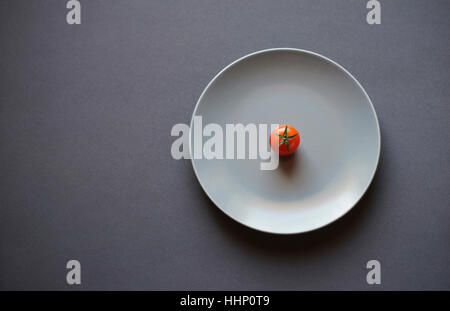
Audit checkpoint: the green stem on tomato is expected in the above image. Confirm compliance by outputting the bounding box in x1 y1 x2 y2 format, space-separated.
277 126 298 152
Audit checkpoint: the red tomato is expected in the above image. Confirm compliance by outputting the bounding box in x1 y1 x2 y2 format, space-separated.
269 125 300 156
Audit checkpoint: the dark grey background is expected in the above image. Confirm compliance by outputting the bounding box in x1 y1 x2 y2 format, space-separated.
0 0 449 290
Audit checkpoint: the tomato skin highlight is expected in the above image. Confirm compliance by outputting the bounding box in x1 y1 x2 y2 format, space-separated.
269 125 300 156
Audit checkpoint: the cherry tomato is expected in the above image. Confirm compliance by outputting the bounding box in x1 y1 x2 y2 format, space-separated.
269 125 300 156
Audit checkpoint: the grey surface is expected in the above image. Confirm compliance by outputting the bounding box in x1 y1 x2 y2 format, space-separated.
0 0 448 290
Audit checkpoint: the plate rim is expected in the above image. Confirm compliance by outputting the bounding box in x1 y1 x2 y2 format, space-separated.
189 47 381 235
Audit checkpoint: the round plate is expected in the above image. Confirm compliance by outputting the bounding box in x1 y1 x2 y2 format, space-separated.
190 48 380 234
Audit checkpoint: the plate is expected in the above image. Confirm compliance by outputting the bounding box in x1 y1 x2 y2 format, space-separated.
190 48 380 234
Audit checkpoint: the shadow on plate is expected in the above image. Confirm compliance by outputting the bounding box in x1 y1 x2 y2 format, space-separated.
278 152 298 178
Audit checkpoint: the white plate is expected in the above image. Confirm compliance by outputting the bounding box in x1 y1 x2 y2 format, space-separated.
190 48 380 234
